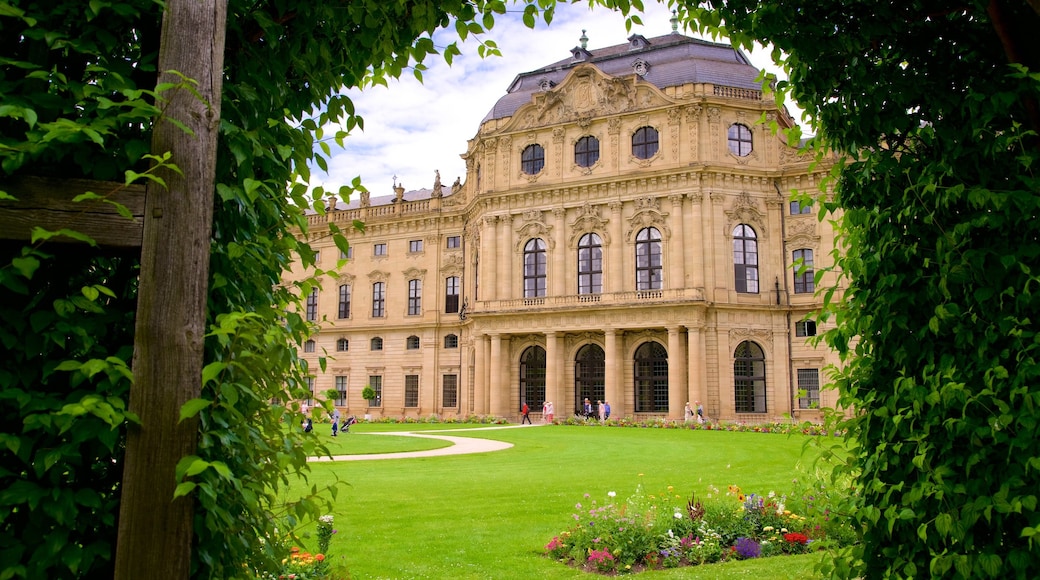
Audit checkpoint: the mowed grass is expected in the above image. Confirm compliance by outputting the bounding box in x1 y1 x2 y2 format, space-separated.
290 424 833 579
303 422 509 455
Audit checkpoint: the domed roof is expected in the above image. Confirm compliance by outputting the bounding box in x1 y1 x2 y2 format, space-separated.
482 33 763 123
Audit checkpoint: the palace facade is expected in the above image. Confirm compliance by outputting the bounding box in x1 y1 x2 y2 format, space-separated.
288 31 840 423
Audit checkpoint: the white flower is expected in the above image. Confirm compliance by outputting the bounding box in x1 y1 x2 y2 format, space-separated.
768 491 776 498
667 529 674 538
607 491 616 498
674 512 683 519
319 515 334 524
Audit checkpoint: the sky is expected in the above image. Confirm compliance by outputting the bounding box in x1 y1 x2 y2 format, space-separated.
313 2 789 202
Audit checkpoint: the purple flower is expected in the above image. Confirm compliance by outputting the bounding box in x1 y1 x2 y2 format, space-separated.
734 537 761 559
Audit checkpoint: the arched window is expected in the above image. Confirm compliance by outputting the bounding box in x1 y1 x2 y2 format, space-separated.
574 344 605 416
407 279 422 315
370 337 383 351
635 227 663 291
575 136 600 167
734 341 766 413
733 224 759 293
577 233 603 294
372 281 386 317
444 334 458 348
445 276 460 313
523 238 547 298
406 335 420 350
632 126 659 159
634 342 668 412
336 338 349 352
521 143 545 175
793 249 814 294
520 346 547 412
727 123 753 156
303 340 315 353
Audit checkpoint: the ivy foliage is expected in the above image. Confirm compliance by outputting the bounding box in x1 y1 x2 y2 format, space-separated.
0 0 652 578
685 0 1040 577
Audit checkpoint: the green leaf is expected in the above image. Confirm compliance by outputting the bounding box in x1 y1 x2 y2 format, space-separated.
179 398 211 421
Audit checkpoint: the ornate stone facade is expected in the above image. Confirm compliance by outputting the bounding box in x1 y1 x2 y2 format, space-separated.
286 33 840 423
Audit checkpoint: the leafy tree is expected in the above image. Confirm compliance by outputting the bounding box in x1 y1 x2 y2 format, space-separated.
684 0 1040 577
2 0 640 578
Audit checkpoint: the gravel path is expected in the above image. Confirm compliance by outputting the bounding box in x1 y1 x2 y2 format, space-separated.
308 423 540 462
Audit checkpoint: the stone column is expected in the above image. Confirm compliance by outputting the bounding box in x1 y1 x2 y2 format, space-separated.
668 194 685 290
687 324 704 412
473 334 487 415
668 326 686 420
497 216 511 300
604 329 620 416
608 201 624 293
483 216 497 301
545 331 560 416
489 333 505 417
552 207 566 296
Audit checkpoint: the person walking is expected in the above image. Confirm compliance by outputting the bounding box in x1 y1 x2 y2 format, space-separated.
597 400 605 421
684 402 694 422
547 401 554 423
603 401 611 420
331 408 341 436
521 402 532 424
695 401 705 424
542 401 549 422
583 398 592 420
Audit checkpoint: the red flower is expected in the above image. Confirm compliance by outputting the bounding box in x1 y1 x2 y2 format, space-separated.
783 532 809 544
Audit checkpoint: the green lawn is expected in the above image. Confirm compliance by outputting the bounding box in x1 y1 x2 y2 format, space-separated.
289 424 836 579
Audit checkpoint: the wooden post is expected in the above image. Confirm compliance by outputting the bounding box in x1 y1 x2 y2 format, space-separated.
114 0 227 578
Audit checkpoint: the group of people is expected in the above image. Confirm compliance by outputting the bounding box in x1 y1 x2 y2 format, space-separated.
684 401 706 424
579 398 611 421
300 408 357 436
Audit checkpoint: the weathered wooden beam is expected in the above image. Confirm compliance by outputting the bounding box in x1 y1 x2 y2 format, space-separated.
0 177 145 248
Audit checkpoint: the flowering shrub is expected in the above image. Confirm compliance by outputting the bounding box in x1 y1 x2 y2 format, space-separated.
545 481 853 575
258 515 343 579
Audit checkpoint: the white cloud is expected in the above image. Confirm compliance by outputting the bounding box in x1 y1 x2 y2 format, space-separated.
312 2 789 200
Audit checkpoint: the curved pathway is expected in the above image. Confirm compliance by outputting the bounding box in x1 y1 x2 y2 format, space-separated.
308 423 538 462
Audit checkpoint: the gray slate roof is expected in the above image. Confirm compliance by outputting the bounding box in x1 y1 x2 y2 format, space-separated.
483 33 762 122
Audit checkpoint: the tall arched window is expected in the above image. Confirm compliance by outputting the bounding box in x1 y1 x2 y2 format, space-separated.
635 227 663 291
632 126 659 159
520 346 547 412
575 136 600 167
727 123 753 156
734 341 766 413
733 224 759 293
577 233 603 294
523 238 547 298
793 249 814 294
574 344 605 415
521 143 545 175
634 341 668 412
371 281 386 317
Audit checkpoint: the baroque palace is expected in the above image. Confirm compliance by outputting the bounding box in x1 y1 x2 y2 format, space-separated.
287 29 840 423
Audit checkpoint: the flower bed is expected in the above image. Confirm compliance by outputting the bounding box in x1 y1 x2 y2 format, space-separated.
544 481 855 575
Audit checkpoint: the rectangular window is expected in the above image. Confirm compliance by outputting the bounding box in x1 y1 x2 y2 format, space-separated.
409 239 423 253
404 375 419 408
369 376 383 407
445 276 460 314
338 284 351 319
790 200 812 215
793 249 815 294
797 368 820 409
795 320 817 337
442 374 458 408
335 376 347 406
446 236 461 249
336 338 349 352
373 243 387 256
407 279 422 315
306 288 318 321
303 340 315 353
372 282 385 317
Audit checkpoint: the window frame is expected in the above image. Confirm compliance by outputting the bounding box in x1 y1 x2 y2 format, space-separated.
444 334 459 349
523 238 547 298
632 126 660 159
574 135 600 168
406 335 420 350
368 375 383 407
577 232 603 294
336 338 349 352
370 337 383 351
442 374 459 408
793 249 815 294
734 341 767 413
521 143 545 175
337 283 351 319
733 224 759 294
795 320 817 337
372 281 385 317
335 375 347 406
727 123 753 157
407 279 422 316
373 242 387 257
404 375 419 408
635 227 663 291
446 235 461 249
797 368 821 409
305 288 318 321
409 239 423 253
303 339 315 353
445 276 460 314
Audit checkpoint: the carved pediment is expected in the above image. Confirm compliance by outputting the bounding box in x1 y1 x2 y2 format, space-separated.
725 191 767 238
401 267 426 280
512 64 671 130
368 270 389 283
569 203 610 248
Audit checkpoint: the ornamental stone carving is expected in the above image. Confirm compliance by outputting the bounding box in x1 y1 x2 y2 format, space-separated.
401 267 426 281
725 191 768 238
368 270 389 283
